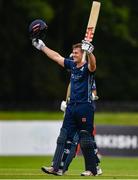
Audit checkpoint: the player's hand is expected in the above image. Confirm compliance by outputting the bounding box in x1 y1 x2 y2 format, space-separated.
92 93 99 101
60 100 67 112
32 38 46 50
81 40 94 54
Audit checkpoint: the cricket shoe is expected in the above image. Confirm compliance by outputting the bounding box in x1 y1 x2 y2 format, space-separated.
41 166 63 176
97 166 103 175
56 169 63 176
81 170 97 176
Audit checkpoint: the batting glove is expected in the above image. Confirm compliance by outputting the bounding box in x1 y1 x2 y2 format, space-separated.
60 100 67 112
32 38 46 50
81 40 94 54
92 93 99 101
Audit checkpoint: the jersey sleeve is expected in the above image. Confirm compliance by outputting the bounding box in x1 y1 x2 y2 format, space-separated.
64 58 74 70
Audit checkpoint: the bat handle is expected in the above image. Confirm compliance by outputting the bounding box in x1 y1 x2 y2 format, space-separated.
82 51 86 62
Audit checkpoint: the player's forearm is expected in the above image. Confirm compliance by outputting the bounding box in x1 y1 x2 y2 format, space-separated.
41 46 60 61
41 46 63 64
92 89 97 96
31 39 64 66
88 53 96 72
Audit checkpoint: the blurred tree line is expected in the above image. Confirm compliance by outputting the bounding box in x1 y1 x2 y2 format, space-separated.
0 0 138 110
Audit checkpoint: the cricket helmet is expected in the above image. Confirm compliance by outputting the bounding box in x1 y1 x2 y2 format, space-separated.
29 19 48 40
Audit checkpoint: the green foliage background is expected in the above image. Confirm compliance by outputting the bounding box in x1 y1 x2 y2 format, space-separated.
0 0 138 109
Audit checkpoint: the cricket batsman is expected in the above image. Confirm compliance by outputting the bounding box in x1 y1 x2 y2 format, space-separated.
29 19 99 176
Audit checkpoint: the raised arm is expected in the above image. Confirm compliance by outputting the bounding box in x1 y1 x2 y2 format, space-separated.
41 46 65 67
87 53 96 72
81 40 96 72
32 39 65 67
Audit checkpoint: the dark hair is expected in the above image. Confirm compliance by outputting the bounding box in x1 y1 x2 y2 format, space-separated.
72 43 83 52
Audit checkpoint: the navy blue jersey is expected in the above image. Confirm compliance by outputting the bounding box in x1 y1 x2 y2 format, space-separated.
64 58 95 103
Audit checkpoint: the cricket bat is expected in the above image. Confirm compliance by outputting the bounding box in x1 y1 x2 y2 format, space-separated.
82 1 101 62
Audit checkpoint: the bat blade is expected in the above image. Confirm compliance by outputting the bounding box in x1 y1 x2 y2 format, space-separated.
82 1 101 62
85 1 101 42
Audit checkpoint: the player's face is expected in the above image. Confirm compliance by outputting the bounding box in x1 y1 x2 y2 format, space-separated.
72 47 83 63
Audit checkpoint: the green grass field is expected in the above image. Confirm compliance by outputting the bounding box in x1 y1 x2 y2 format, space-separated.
0 156 138 179
0 111 138 125
0 111 138 179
